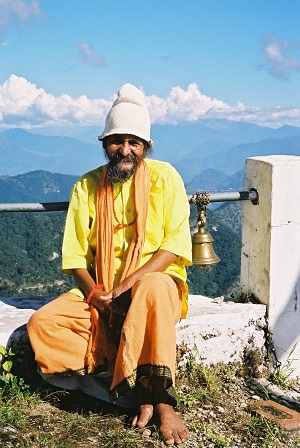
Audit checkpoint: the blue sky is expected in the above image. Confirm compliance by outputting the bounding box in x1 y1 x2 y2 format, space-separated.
0 0 300 132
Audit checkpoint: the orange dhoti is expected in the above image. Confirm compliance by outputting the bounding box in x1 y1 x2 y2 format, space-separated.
27 272 182 402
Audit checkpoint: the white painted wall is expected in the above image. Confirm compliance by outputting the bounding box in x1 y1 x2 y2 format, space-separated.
241 155 300 378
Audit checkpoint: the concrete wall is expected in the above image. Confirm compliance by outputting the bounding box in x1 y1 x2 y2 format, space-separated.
241 155 300 377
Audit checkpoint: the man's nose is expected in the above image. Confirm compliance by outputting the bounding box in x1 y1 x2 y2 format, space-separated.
119 141 131 156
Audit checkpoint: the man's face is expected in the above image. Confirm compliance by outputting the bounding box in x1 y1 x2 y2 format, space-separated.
105 134 145 184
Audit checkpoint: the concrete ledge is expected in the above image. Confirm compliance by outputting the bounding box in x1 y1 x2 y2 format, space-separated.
0 296 51 347
176 295 267 365
0 295 267 369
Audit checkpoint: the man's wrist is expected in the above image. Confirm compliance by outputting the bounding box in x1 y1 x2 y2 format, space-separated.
85 284 105 304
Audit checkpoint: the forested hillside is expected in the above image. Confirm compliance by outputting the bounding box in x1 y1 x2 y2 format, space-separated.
188 204 241 297
0 170 78 203
0 212 76 297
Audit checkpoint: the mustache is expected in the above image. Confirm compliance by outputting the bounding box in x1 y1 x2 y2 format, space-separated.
107 152 139 165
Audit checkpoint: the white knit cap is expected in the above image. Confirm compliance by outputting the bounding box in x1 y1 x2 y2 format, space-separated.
98 83 153 146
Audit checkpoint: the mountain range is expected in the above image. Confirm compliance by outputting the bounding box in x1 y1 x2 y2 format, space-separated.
0 170 78 203
0 120 299 187
0 129 106 178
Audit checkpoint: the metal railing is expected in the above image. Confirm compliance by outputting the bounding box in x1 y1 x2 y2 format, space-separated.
0 202 69 213
0 189 258 213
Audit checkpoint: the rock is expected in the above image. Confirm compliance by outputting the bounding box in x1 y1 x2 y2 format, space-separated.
6 324 39 383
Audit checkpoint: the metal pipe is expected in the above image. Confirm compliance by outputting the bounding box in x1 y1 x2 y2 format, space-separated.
0 202 69 212
205 188 258 204
189 188 258 205
0 189 258 213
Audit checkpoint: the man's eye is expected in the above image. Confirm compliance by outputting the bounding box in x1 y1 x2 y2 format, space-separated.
129 140 140 146
110 139 122 145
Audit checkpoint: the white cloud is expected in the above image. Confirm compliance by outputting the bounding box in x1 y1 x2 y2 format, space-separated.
260 35 300 80
0 75 111 127
147 83 232 123
77 42 107 67
0 75 299 131
0 0 44 41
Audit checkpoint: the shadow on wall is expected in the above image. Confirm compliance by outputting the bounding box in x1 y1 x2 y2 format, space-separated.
0 296 53 310
270 267 300 376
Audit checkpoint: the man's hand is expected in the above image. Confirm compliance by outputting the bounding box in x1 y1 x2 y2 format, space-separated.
90 286 131 318
89 289 112 315
88 287 129 347
99 276 136 301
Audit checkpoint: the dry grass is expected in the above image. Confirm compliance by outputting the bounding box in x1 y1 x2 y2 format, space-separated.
1 356 300 448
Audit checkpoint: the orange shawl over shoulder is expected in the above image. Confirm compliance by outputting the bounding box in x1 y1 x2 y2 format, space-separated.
85 160 150 372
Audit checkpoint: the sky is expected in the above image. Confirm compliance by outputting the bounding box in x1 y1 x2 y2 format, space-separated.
0 0 300 134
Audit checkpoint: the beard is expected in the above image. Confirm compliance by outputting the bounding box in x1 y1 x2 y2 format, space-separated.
106 152 141 184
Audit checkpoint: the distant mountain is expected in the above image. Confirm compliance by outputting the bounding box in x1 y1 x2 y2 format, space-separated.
150 120 300 163
203 135 300 174
175 134 300 181
1 121 299 177
0 129 106 176
48 119 300 146
185 168 244 194
0 170 78 203
217 170 244 191
185 169 229 193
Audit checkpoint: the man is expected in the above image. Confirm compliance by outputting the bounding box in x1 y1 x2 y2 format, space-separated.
28 83 192 446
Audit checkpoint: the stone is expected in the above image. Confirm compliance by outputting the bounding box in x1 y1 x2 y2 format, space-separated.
251 399 300 430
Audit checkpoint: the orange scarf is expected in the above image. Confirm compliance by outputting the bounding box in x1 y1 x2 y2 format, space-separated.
85 160 150 372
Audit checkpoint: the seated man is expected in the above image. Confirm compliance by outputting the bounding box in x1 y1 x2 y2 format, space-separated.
28 83 192 446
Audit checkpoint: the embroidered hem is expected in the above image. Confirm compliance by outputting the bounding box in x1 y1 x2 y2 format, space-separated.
110 363 178 406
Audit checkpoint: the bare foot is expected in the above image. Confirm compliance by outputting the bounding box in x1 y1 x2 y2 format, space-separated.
154 403 189 445
131 404 153 428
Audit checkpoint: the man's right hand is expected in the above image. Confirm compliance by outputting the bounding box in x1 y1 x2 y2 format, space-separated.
89 290 112 315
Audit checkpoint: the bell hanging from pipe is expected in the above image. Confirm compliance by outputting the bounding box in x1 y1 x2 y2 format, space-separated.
190 192 220 271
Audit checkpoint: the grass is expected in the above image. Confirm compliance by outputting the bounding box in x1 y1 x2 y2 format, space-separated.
0 346 300 447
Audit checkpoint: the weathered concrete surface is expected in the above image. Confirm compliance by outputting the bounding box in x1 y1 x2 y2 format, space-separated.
0 295 267 372
0 296 51 347
177 295 266 366
0 296 53 381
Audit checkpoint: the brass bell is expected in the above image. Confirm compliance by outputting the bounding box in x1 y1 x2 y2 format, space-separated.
190 192 220 270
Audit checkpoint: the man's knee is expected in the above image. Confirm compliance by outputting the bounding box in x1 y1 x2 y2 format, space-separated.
27 296 62 337
132 273 177 307
27 306 50 338
133 272 170 291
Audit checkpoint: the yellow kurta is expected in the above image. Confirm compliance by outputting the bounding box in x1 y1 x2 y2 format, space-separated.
62 159 192 317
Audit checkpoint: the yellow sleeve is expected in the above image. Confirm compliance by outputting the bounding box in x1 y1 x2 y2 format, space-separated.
62 177 96 275
160 165 192 266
